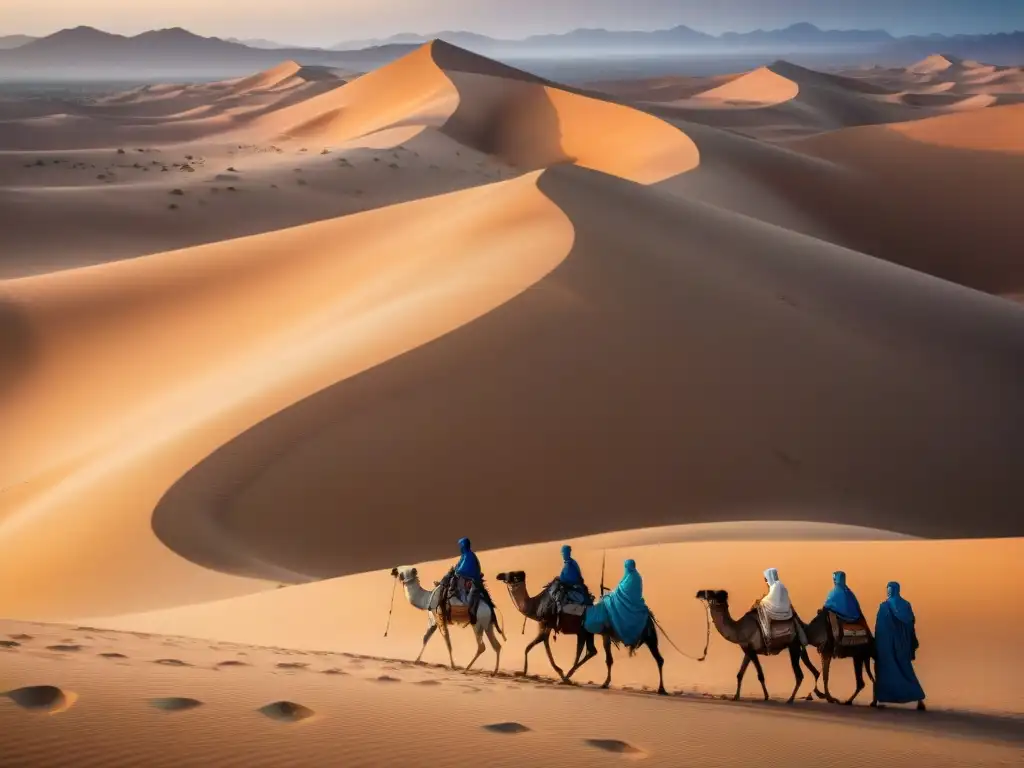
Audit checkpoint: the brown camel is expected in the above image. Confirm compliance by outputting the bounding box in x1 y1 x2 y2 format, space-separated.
802 609 875 705
500 570 667 694
495 571 597 681
695 589 820 703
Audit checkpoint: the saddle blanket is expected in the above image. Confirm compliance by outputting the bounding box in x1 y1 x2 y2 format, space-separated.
828 612 871 646
757 605 796 654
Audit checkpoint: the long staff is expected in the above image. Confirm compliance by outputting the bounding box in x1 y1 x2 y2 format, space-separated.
383 575 398 637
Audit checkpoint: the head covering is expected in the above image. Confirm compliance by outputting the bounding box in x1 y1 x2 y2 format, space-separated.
458 537 471 553
764 567 780 586
561 545 572 560
885 581 914 624
823 570 862 621
625 559 637 572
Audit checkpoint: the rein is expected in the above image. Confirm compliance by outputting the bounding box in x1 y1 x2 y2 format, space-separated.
653 600 712 662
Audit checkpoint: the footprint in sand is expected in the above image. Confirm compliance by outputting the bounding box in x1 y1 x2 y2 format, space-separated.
414 679 441 686
483 722 531 734
4 686 77 714
149 697 203 712
153 659 191 667
276 662 309 671
258 701 315 722
375 675 401 683
45 644 83 652
99 652 128 659
321 668 347 676
216 660 249 668
584 740 646 758
8 634 32 641
0 641 20 649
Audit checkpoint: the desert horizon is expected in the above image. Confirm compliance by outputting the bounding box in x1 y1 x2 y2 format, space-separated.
1 10 1022 766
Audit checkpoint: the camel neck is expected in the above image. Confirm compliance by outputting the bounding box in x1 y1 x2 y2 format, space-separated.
507 580 541 617
710 603 743 645
403 579 434 610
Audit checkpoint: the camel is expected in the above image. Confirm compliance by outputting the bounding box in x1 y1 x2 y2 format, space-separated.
802 609 875 705
695 589 820 703
499 570 667 695
496 570 597 681
390 566 504 674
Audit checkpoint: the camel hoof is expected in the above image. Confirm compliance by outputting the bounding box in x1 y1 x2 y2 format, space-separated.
657 688 668 697
842 700 853 707
804 694 814 701
601 683 610 690
812 689 825 700
558 679 574 686
732 695 741 702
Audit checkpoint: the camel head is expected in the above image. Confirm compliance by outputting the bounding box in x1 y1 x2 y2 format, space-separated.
695 589 729 605
392 566 419 584
496 571 525 585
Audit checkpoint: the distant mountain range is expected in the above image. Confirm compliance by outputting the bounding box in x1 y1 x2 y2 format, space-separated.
0 26 414 80
0 34 38 50
332 22 1023 62
0 23 1020 81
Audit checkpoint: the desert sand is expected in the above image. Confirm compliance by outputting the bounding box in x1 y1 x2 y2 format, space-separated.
1 41 1022 767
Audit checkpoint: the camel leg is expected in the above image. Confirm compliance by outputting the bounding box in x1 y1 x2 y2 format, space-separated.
485 620 502 676
734 652 752 701
800 647 820 701
521 625 548 677
749 653 770 702
464 624 486 672
822 654 840 704
440 622 456 670
786 643 805 704
600 634 614 689
416 619 437 664
645 625 667 695
845 655 866 705
564 633 598 681
542 634 567 681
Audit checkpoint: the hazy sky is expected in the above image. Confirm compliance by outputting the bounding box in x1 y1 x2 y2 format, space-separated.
4 0 1023 46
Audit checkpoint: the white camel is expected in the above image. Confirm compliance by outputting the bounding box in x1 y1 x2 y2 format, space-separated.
390 566 504 673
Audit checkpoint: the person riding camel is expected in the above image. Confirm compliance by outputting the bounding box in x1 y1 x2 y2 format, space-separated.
823 570 863 623
756 567 808 646
550 544 588 613
582 558 650 647
453 537 483 625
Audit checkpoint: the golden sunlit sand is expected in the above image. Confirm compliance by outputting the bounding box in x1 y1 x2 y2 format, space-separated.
1 40 1022 768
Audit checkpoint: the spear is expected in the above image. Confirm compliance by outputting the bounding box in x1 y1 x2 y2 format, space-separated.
599 549 607 596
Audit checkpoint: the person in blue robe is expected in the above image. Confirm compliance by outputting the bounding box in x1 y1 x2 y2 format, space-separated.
824 571 863 622
453 537 483 624
550 545 588 611
583 559 650 646
872 581 926 710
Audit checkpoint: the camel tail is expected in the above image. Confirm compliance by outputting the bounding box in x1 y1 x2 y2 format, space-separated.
494 606 507 641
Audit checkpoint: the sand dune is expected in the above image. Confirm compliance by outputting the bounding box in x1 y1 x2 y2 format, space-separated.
1 40 1022 766
691 65 800 105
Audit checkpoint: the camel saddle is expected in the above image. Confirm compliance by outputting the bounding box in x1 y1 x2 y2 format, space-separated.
554 602 587 635
756 605 797 655
828 612 871 647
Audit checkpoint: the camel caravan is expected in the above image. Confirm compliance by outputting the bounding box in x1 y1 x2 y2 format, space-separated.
390 539 927 710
